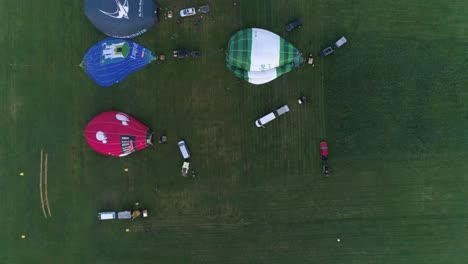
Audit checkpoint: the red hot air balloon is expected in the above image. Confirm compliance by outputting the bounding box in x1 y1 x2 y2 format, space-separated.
85 111 153 157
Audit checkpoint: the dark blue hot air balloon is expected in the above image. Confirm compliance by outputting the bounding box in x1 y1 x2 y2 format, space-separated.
81 38 156 87
84 0 158 38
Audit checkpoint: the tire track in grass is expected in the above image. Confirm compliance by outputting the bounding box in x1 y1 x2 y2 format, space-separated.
39 148 47 218
44 152 51 217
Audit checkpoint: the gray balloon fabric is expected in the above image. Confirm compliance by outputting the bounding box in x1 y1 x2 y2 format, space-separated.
84 0 158 38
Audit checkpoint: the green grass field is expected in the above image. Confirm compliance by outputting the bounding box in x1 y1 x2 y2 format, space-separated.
2 0 468 263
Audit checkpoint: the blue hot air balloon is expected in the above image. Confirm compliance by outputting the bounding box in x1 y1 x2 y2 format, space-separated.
81 38 156 87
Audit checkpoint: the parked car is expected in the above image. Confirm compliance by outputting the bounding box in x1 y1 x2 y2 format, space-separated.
320 141 328 159
320 36 347 58
197 5 210 13
334 36 347 48
319 46 334 57
173 50 201 58
322 161 330 177
255 105 289 128
189 50 201 57
275 105 290 116
320 141 330 176
178 140 190 160
173 50 188 58
180 8 196 17
255 112 276 128
285 19 302 32
98 211 116 221
181 162 190 177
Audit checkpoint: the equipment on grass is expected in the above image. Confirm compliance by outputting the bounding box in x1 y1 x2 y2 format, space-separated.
181 162 190 177
226 28 303 85
84 111 153 157
307 53 314 65
298 96 307 104
84 0 158 38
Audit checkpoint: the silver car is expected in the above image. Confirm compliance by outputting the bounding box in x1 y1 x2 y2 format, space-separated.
180 8 196 17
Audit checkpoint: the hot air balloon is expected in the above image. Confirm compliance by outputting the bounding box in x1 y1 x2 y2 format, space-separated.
226 28 304 85
84 0 158 38
84 111 153 157
81 38 156 87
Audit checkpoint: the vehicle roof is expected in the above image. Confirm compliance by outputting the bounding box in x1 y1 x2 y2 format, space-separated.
118 211 132 219
261 112 276 120
320 142 328 156
178 141 190 158
98 212 116 220
276 105 290 115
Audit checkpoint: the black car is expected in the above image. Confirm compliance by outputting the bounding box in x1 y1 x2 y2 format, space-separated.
189 51 201 57
173 50 188 58
322 161 330 177
285 19 302 32
173 50 201 58
319 46 334 57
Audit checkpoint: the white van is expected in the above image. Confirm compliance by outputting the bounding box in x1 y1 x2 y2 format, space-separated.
98 211 116 220
178 140 190 159
255 112 276 127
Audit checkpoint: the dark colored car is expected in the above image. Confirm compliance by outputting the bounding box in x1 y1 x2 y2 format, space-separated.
285 19 303 32
319 46 334 57
173 50 201 58
322 161 330 177
173 50 188 58
189 51 201 57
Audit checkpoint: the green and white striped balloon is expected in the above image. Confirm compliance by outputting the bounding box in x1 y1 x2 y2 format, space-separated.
226 28 303 85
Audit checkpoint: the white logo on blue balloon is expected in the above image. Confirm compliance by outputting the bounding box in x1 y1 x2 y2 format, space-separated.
99 0 129 19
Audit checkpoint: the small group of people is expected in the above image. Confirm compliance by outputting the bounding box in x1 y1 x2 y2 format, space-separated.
298 95 307 104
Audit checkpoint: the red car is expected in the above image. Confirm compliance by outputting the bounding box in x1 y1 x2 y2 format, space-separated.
320 141 328 160
320 141 330 176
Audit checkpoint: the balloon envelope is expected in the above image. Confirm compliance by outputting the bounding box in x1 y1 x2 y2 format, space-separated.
84 0 158 38
81 38 156 87
226 28 303 85
85 111 153 157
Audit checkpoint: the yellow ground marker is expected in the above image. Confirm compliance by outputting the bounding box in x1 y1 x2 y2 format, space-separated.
39 149 47 219
20 172 24 176
124 168 129 172
21 235 26 239
125 228 130 232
